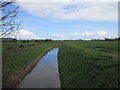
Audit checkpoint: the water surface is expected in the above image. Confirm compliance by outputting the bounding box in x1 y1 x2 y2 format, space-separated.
19 48 61 88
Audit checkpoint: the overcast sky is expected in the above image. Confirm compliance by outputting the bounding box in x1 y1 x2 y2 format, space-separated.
11 0 118 40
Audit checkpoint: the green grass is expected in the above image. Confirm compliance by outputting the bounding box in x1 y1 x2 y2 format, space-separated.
2 41 60 83
2 40 119 88
63 41 119 53
58 41 118 88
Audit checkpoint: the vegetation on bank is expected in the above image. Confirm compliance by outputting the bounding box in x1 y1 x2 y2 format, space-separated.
2 40 119 88
58 41 118 88
2 41 60 88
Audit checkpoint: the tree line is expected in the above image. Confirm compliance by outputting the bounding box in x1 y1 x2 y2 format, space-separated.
91 37 120 41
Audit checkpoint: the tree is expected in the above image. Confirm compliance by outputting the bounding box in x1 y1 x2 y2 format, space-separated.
0 0 21 39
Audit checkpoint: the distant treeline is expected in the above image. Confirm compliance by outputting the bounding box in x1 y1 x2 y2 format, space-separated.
91 37 120 41
1 38 54 42
1 37 120 42
20 39 54 42
62 37 120 41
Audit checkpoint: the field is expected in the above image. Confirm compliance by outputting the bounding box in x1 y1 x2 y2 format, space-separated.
2 40 119 88
58 41 118 88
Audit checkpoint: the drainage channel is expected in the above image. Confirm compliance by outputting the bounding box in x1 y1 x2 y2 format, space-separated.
18 48 61 88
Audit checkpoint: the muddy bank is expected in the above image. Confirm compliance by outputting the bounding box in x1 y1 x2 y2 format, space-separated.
3 47 55 88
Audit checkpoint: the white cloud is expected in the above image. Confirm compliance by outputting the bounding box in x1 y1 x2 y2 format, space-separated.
72 31 108 39
16 29 40 40
16 2 118 21
51 30 109 40
97 31 107 36
4 29 40 40
1 29 40 39
80 32 94 36
51 34 65 39
16 0 119 2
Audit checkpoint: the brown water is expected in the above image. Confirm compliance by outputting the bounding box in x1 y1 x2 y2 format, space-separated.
18 48 61 88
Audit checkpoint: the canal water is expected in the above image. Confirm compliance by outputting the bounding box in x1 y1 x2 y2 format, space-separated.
18 48 61 88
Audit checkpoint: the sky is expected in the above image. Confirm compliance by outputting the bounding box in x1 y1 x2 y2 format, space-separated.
7 0 119 40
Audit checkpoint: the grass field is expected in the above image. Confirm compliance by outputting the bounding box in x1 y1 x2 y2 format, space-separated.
63 41 118 53
2 40 119 88
58 41 118 88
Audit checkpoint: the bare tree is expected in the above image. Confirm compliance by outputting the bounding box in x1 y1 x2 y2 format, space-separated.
0 0 21 39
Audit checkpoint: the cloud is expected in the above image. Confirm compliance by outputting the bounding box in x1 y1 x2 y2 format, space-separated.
97 31 107 36
74 31 108 37
16 2 118 21
72 31 108 39
16 29 40 40
4 29 40 40
51 30 108 40
16 0 119 2
51 34 65 39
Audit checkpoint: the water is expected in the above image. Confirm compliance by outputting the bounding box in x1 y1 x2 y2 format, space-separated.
18 48 61 88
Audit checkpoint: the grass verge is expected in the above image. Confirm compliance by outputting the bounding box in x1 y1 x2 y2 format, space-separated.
58 43 118 88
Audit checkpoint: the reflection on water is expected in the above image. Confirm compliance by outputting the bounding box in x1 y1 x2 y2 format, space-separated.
18 48 61 88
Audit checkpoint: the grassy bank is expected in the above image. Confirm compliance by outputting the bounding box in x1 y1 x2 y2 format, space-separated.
58 41 118 88
2 40 119 88
2 41 60 88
